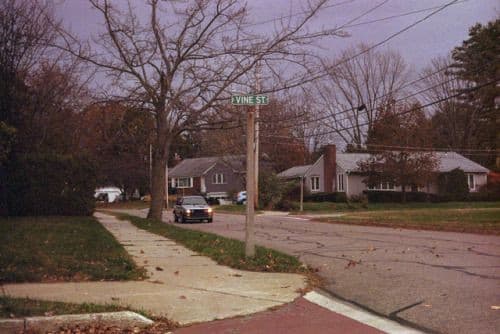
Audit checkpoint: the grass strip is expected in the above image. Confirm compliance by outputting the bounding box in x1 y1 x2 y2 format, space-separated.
115 213 306 274
0 216 147 283
0 296 130 319
316 207 500 234
290 201 500 214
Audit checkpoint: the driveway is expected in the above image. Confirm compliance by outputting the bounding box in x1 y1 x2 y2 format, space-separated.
156 210 500 334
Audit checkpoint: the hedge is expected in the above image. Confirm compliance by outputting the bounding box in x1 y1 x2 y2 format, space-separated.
4 152 97 216
363 191 441 203
304 192 347 202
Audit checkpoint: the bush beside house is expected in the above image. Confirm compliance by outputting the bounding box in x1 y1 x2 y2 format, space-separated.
437 168 469 201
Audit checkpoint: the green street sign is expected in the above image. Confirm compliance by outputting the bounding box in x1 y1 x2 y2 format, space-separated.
231 95 269 105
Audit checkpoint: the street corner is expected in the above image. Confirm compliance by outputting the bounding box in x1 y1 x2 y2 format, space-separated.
172 291 424 334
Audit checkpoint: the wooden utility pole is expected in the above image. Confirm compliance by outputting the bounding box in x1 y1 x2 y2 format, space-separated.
300 176 304 212
254 63 261 209
245 109 256 257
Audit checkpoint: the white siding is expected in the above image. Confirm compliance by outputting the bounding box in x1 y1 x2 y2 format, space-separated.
470 173 487 192
305 156 324 193
346 174 366 197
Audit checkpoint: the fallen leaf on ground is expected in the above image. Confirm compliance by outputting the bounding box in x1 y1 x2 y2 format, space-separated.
423 304 432 308
149 280 164 284
179 295 186 299
155 266 163 271
174 271 179 275
232 274 242 277
140 249 144 254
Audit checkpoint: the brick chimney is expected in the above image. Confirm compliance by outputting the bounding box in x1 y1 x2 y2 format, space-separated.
323 144 336 192
171 153 182 167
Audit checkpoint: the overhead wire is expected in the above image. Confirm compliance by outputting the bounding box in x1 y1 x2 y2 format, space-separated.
261 77 500 141
199 0 465 130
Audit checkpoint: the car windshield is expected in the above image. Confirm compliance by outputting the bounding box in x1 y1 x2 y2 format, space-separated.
182 197 207 205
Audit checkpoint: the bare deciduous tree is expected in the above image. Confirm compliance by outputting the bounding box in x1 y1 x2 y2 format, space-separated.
0 0 59 124
315 44 410 147
420 56 479 150
57 0 341 219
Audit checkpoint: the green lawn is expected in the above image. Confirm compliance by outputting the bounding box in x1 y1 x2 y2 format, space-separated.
0 216 147 283
97 200 150 210
291 201 500 214
115 214 306 274
0 296 128 318
316 205 500 234
215 204 246 214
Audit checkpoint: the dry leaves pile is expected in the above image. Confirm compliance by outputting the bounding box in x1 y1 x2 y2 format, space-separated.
21 320 176 334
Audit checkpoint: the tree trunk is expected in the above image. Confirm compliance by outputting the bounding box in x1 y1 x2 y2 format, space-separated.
401 185 407 203
147 109 170 220
147 152 168 220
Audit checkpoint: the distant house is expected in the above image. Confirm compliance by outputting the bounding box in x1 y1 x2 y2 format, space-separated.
278 145 490 197
168 155 245 199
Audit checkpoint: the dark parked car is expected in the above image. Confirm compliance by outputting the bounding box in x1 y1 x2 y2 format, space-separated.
173 196 213 223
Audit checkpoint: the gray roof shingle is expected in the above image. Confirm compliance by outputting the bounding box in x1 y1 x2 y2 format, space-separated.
277 165 312 179
434 152 489 173
278 151 489 176
336 151 489 173
169 155 245 178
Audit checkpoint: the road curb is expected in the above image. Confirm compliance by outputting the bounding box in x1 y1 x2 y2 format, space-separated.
304 291 426 334
0 311 154 333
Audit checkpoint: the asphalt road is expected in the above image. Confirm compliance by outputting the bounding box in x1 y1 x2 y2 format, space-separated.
160 211 500 334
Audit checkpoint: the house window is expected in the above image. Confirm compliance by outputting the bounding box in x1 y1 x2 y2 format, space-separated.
212 173 225 184
337 174 345 192
311 176 320 192
369 182 395 191
176 177 193 188
467 174 475 190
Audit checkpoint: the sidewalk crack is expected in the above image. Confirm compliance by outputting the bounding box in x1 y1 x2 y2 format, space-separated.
175 284 291 304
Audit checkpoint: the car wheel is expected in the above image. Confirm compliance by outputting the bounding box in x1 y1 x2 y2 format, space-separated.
207 218 213 223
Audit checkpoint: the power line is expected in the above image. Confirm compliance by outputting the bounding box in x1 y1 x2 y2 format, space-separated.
279 75 460 131
240 0 356 30
278 0 461 90
199 61 488 133
262 77 500 141
362 143 499 153
262 57 494 132
198 1 471 131
258 140 497 157
342 0 469 30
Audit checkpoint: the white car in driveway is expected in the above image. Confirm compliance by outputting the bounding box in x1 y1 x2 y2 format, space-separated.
94 187 123 203
236 191 247 205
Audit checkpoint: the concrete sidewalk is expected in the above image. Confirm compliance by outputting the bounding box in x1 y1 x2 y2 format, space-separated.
1 212 306 325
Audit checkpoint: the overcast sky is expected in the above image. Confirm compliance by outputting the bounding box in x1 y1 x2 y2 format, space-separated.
56 0 498 73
